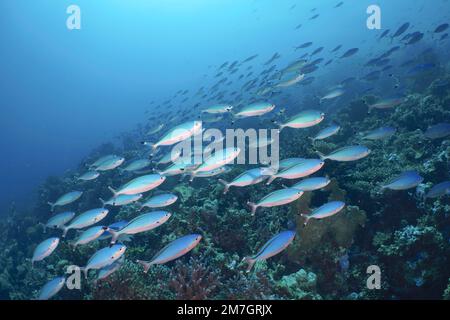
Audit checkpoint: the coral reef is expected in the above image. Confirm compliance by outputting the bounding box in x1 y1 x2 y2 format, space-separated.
1 75 449 300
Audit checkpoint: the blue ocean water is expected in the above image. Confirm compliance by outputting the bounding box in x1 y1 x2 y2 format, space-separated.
1 0 446 213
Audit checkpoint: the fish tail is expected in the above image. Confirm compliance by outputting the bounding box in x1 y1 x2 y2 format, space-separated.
247 202 258 216
48 202 55 212
69 241 77 251
307 136 315 143
141 141 157 155
38 222 46 233
218 179 230 194
302 214 311 227
99 198 106 207
136 260 151 273
315 150 326 160
61 226 69 238
266 175 277 185
188 173 196 182
242 257 256 272
108 186 118 197
109 229 119 245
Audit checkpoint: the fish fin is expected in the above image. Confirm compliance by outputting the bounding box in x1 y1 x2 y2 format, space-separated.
61 226 69 238
247 202 258 216
314 150 326 160
266 176 277 185
38 222 46 233
242 257 256 272
188 172 196 182
141 141 157 155
136 260 151 273
108 229 119 245
48 202 55 212
69 241 77 251
302 214 311 227
108 187 118 197
218 179 230 194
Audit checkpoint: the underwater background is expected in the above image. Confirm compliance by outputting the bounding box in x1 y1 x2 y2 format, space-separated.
1 0 450 300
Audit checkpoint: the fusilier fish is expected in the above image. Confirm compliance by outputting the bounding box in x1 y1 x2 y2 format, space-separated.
248 137 274 149
100 194 143 207
202 104 233 114
32 237 60 266
78 171 100 181
424 123 450 139
301 201 345 226
234 102 275 118
157 162 198 176
44 211 75 232
368 98 403 112
219 167 274 194
105 211 172 244
157 148 182 165
320 88 344 102
247 188 304 215
98 220 128 241
189 147 241 180
48 191 83 212
362 127 396 140
381 170 424 191
147 123 165 135
266 159 325 184
89 155 116 169
137 234 202 272
141 193 178 209
275 73 305 88
60 208 109 237
425 181 450 198
142 121 202 152
291 176 331 191
278 158 306 170
278 110 325 132
243 230 296 272
73 226 106 248
121 159 151 172
309 124 340 142
316 145 370 162
95 156 125 171
192 166 231 179
108 174 166 197
96 260 123 282
282 59 308 73
37 277 66 300
82 244 126 278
